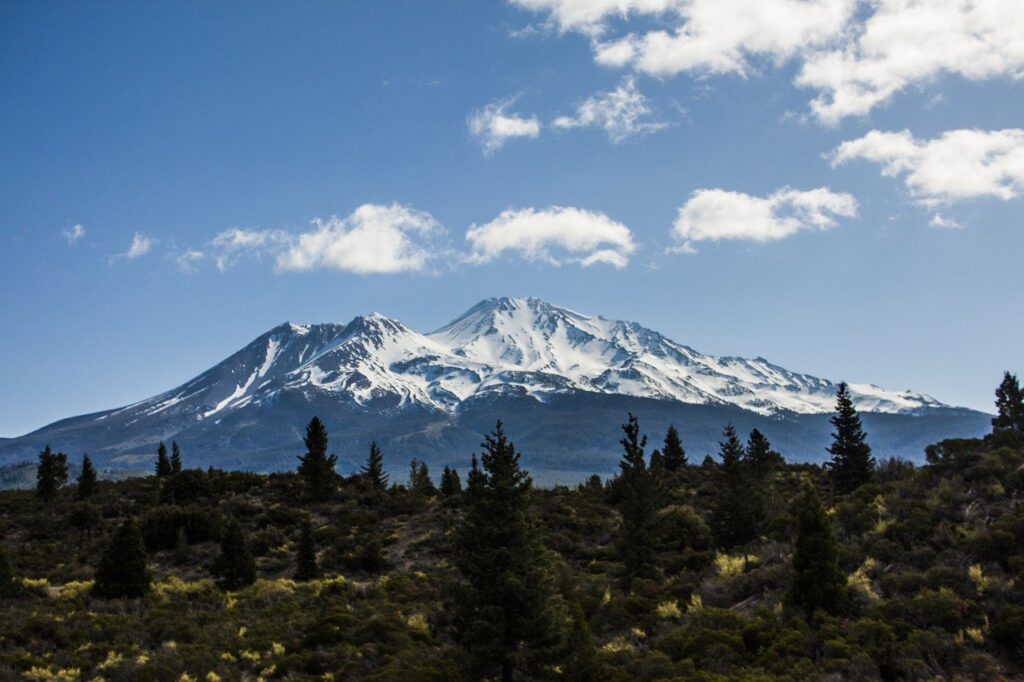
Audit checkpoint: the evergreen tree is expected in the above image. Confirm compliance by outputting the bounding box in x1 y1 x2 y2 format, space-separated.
710 425 760 548
92 517 151 599
0 541 12 596
745 428 783 480
992 371 1024 435
440 465 462 498
36 445 68 505
649 448 664 473
294 518 318 581
296 416 338 501
828 382 875 494
173 526 189 564
454 421 566 681
786 481 846 620
76 453 98 500
615 413 663 586
212 518 256 591
661 424 687 472
170 441 182 474
409 458 436 496
360 441 389 491
563 602 599 681
155 442 172 478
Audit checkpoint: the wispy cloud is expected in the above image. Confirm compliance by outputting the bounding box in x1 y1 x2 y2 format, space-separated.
61 224 86 245
467 97 541 155
110 232 155 262
552 77 667 142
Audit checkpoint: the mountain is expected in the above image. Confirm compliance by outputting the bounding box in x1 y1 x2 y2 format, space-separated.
0 297 990 483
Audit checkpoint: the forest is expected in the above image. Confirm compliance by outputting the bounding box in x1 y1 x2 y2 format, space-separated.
1 374 1024 681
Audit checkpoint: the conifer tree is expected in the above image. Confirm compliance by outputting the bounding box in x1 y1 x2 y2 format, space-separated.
992 371 1024 436
440 465 462 498
649 448 664 473
294 518 318 581
828 382 875 494
710 425 760 548
454 421 566 681
409 458 436 496
563 602 599 681
170 441 182 474
212 518 256 591
745 428 782 480
36 445 68 505
92 517 151 599
661 424 687 472
296 416 338 501
615 413 663 586
360 441 389 491
76 453 97 500
786 481 846 620
155 442 172 478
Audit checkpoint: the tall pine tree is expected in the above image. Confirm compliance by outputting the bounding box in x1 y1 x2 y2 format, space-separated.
615 413 663 586
786 481 846 620
36 445 68 505
828 382 875 494
294 518 318 582
440 465 462 498
710 425 760 548
661 424 687 472
155 442 172 478
92 517 151 599
212 518 256 591
76 453 97 500
409 458 436 496
170 441 182 474
745 428 782 481
360 441 389 491
296 416 338 501
992 371 1024 436
454 421 566 681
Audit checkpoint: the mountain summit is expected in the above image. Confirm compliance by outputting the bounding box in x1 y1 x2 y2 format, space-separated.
0 298 986 478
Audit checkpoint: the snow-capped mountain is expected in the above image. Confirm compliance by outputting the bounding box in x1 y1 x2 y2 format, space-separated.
0 297 987 478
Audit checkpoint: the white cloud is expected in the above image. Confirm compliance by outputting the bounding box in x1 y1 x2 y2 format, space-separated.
467 97 541 154
513 0 1024 123
210 227 290 271
832 128 1024 205
552 77 667 142
672 186 857 250
466 206 635 267
277 203 445 274
173 249 206 273
111 233 155 262
929 214 962 229
798 0 1024 123
61 224 85 245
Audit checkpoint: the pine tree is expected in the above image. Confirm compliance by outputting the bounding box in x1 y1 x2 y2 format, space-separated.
992 371 1024 436
296 416 338 501
745 428 782 480
440 465 462 498
710 425 760 548
76 454 97 500
454 421 566 681
563 602 599 681
649 448 664 473
155 442 172 478
828 382 875 494
786 481 846 620
661 424 687 472
409 458 436 496
294 518 318 581
92 517 151 599
615 413 663 586
36 445 69 505
360 441 389 491
170 441 182 474
212 518 256 591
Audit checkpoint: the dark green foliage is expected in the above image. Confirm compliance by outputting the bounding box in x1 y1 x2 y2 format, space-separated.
453 421 566 680
615 413 663 586
75 453 97 500
92 517 151 599
745 428 783 480
170 441 182 474
173 526 189 564
661 424 687 471
710 424 760 548
361 441 389 491
787 481 846 620
993 371 1024 436
155 441 172 478
35 445 68 504
828 382 875 494
296 416 338 501
649 448 664 472
159 468 211 505
294 518 318 581
409 458 436 496
140 505 221 551
0 541 12 595
563 602 599 681
68 502 101 539
212 518 256 590
440 465 462 498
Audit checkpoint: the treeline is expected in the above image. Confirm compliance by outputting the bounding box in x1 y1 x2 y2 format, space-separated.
1 372 1022 680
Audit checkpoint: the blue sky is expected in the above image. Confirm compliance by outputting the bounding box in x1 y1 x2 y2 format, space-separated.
2 0 1022 435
